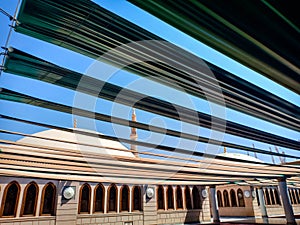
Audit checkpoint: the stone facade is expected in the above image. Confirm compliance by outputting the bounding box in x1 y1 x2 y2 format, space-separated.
0 177 211 225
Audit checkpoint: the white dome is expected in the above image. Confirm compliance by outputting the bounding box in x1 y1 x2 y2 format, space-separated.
17 128 135 158
218 152 263 163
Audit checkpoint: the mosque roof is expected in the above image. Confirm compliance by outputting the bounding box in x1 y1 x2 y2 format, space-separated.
17 128 134 158
218 153 263 163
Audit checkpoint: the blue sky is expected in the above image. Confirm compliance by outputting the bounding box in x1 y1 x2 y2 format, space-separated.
0 0 299 163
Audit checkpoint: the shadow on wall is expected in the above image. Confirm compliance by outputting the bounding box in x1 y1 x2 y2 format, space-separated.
184 186 203 224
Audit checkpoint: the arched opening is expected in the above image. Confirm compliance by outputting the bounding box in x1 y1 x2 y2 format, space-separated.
217 190 223 207
192 186 201 209
121 185 129 212
264 188 271 205
230 189 237 207
289 189 295 204
132 186 142 211
108 184 117 212
157 185 164 210
256 188 260 206
291 189 297 205
274 188 281 205
0 181 20 217
41 183 56 215
223 190 230 207
79 183 91 214
237 189 245 207
176 186 183 209
22 182 38 216
167 185 174 209
270 189 276 205
94 184 104 213
296 189 300 204
185 186 192 209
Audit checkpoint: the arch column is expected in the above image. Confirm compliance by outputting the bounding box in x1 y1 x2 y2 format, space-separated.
104 185 108 214
257 186 268 223
35 184 43 216
209 185 220 223
190 186 194 209
90 185 95 214
278 178 296 225
173 186 176 210
181 185 186 210
163 186 167 210
129 185 133 213
16 184 25 218
117 185 121 213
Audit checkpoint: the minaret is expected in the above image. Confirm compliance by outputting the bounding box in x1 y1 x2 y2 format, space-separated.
73 118 77 128
130 108 138 157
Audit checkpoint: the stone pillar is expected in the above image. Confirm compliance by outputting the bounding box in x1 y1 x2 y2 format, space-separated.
35 184 43 216
16 184 25 217
278 178 296 225
209 185 220 223
55 180 79 225
129 185 133 212
173 186 177 210
164 186 167 210
257 186 269 224
143 185 157 225
117 185 121 213
202 186 212 222
190 186 194 209
104 185 108 214
182 185 186 210
90 185 95 214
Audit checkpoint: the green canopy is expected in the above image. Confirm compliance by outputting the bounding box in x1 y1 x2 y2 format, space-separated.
3 48 300 151
129 0 300 94
0 88 298 160
15 0 300 132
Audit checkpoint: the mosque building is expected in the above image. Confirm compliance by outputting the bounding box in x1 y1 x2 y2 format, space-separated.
0 0 299 225
0 111 299 225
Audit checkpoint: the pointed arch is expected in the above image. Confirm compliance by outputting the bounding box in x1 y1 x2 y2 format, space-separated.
157 185 164 210
230 189 237 207
107 184 117 212
270 189 276 205
78 183 91 214
185 186 192 209
192 186 201 209
21 182 38 216
94 183 104 213
223 190 230 207
167 185 174 209
40 182 56 216
237 189 245 207
176 186 183 209
291 189 297 205
217 190 223 207
264 188 271 205
256 188 260 206
120 185 129 212
296 189 300 204
0 181 20 217
274 188 281 205
132 186 142 211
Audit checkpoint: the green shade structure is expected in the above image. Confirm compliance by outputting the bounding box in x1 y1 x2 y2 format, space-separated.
15 0 300 132
4 48 300 151
1 88 299 160
129 0 300 94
